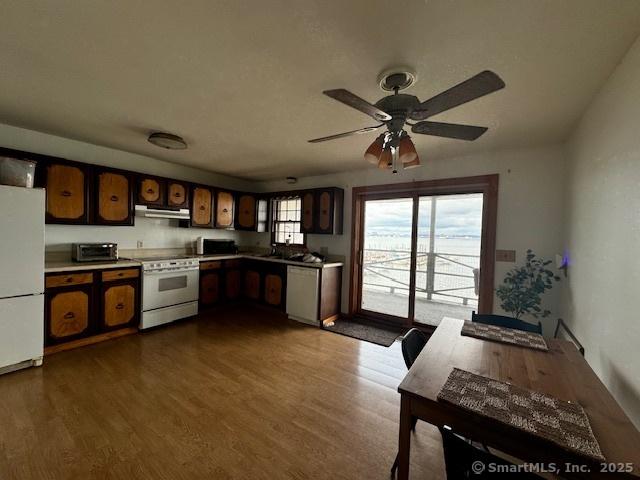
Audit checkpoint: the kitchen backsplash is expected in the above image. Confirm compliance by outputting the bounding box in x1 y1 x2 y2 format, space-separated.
44 216 261 253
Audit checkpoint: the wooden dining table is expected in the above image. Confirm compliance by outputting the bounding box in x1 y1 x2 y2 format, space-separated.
396 317 640 479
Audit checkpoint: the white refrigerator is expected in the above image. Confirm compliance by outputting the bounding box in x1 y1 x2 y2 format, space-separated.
0 185 45 374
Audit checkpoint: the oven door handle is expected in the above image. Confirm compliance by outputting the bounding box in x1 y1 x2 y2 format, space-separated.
143 268 199 275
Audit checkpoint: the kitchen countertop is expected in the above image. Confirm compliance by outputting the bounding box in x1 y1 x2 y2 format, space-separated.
45 253 343 273
197 254 344 269
45 258 142 273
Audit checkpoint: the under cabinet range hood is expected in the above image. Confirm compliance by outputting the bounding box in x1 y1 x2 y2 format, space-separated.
135 205 190 220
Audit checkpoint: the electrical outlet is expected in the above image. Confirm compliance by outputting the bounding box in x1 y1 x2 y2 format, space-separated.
137 240 143 249
496 249 516 262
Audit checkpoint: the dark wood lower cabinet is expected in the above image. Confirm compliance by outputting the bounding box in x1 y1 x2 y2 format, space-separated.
198 259 245 309
200 271 221 306
45 268 140 348
100 280 139 330
225 269 242 300
243 269 261 301
242 262 286 310
46 286 93 344
264 274 283 308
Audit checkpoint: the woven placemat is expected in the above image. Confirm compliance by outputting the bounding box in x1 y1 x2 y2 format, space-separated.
461 321 548 351
437 368 605 461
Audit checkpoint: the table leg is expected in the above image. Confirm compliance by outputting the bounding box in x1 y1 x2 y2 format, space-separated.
398 395 411 479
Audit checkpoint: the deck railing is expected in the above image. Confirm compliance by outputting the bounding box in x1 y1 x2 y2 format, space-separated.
362 248 480 305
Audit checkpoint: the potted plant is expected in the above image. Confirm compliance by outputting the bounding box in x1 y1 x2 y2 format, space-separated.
496 249 561 319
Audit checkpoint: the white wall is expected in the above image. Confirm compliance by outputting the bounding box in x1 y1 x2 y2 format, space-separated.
0 123 255 253
254 143 566 333
563 37 640 428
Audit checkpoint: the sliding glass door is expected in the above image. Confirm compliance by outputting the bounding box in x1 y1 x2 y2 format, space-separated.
352 176 496 328
360 197 414 321
413 194 483 326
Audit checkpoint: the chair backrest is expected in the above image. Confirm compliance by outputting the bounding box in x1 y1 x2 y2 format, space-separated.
471 311 542 334
401 328 429 370
554 318 585 356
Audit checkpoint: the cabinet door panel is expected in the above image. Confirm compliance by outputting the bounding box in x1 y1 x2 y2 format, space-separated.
225 269 241 300
45 163 88 223
192 187 213 227
168 181 189 208
244 270 261 300
264 274 283 307
103 284 136 328
200 272 220 305
48 290 90 341
237 194 256 230
301 192 315 233
97 171 132 224
216 191 234 228
318 191 333 232
138 177 164 206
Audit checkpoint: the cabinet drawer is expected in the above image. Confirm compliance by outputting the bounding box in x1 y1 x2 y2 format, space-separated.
200 261 222 271
101 268 139 282
46 272 94 288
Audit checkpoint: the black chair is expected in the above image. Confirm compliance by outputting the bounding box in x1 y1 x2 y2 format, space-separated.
390 328 429 477
554 318 585 356
471 311 542 334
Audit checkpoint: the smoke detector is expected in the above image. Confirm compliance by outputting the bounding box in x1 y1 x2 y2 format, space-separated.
148 132 187 150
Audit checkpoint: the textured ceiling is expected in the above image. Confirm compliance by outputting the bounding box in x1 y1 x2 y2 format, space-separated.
1 0 640 180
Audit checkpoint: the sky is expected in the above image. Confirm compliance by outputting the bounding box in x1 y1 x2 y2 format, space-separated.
364 194 483 237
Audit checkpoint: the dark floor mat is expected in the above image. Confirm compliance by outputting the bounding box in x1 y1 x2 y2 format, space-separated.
324 319 405 347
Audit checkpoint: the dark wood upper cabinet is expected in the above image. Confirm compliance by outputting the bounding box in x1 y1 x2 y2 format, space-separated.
315 188 343 235
301 191 315 233
236 194 257 230
94 169 134 225
137 176 165 207
215 191 235 229
167 180 189 209
44 161 90 224
299 188 343 235
191 186 214 228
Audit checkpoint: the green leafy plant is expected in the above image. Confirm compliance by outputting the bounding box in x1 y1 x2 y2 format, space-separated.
496 249 561 319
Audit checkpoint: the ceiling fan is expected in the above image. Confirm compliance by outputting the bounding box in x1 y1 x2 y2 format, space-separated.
308 70 505 172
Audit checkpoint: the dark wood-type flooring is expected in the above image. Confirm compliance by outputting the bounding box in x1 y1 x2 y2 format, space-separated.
0 305 444 479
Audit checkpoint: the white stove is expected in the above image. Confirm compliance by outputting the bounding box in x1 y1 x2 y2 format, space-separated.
133 256 200 329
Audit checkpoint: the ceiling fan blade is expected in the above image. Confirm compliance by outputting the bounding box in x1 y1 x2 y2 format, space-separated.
323 89 392 121
411 121 488 141
308 125 383 143
410 71 505 120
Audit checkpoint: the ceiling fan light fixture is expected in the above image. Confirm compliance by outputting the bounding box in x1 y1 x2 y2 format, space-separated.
364 135 385 164
403 154 421 169
398 135 418 164
377 148 392 170
148 132 188 150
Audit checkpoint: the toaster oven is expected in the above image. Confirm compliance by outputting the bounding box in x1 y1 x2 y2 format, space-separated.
72 243 118 262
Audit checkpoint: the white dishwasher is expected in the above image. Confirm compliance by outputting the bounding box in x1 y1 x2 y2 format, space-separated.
286 266 319 326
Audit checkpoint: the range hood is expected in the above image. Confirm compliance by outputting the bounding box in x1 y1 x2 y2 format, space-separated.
135 205 190 220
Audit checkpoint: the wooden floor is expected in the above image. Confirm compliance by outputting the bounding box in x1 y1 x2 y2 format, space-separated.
0 305 444 479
